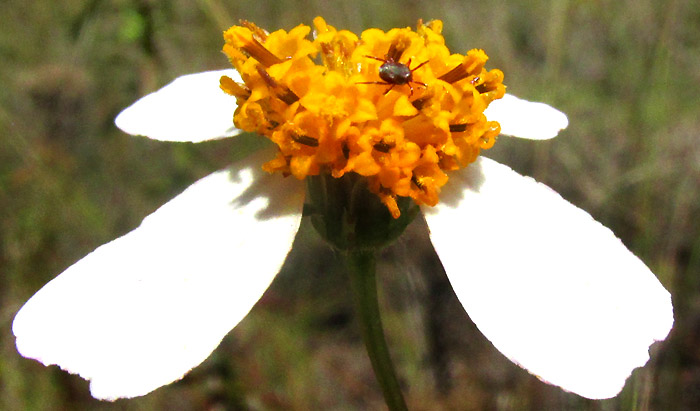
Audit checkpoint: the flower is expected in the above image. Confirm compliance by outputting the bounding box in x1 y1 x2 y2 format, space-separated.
13 18 672 402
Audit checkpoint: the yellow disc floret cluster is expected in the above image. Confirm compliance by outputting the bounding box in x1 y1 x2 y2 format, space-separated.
220 17 505 218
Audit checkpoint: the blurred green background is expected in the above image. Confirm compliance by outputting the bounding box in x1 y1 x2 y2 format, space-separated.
1 0 698 409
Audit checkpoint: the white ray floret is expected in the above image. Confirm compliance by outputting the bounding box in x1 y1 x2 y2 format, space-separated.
423 157 673 399
485 94 569 140
12 152 305 400
115 70 242 142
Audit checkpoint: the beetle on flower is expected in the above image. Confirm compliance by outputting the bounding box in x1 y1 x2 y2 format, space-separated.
13 17 672 405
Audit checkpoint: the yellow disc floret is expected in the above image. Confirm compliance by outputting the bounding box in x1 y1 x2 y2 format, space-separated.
220 18 505 218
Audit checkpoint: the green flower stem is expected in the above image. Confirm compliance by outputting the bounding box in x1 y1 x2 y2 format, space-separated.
344 250 408 411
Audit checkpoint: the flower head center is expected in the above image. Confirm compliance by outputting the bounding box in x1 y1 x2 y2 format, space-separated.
220 17 505 218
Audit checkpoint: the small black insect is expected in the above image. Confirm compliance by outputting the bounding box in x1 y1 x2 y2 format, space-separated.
358 55 428 96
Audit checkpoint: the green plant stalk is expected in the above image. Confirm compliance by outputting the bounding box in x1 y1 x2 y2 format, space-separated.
344 250 408 411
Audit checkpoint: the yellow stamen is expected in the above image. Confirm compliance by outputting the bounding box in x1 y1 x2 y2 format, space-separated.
254 65 300 104
227 26 283 67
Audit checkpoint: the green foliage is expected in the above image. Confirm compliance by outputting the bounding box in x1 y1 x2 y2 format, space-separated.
1 0 698 409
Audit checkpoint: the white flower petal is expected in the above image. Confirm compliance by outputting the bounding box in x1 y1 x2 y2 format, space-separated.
115 70 241 142
484 94 569 140
12 151 305 400
422 157 673 399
